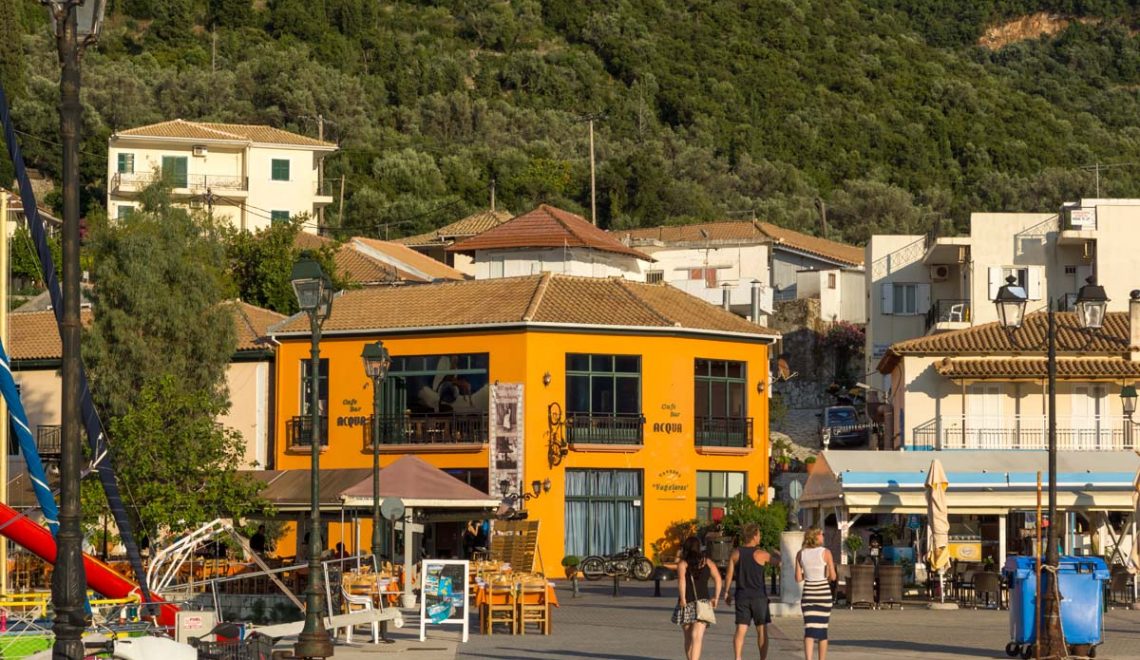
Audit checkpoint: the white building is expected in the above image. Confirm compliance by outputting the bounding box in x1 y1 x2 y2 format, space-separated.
106 120 336 232
618 221 864 324
864 199 1140 391
396 209 514 274
448 204 653 280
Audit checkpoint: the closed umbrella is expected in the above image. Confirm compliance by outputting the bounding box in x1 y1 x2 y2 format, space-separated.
1131 466 1139 579
925 459 950 602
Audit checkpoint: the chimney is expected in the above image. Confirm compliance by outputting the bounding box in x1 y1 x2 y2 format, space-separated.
751 280 763 324
722 282 732 311
1131 290 1140 362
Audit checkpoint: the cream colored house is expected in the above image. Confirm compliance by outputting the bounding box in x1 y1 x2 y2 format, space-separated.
864 199 1140 391
106 120 336 232
7 301 282 472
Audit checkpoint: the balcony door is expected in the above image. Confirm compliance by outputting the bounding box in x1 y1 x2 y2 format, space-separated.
1072 385 1105 450
966 384 1003 449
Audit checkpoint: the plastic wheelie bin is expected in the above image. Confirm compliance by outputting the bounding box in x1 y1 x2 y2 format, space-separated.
1002 556 1111 659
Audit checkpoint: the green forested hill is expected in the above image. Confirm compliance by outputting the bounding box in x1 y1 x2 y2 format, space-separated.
4 0 1140 244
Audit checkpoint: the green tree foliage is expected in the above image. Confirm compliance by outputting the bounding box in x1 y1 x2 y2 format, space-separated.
9 226 60 292
11 0 1140 244
223 219 345 315
721 494 788 552
82 183 263 536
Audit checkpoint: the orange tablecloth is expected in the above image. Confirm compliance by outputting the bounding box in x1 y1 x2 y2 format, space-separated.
474 582 559 608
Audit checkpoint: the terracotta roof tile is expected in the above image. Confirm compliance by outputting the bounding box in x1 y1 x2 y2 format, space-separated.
935 357 1140 379
397 209 514 247
232 302 286 352
617 220 863 266
270 274 778 338
351 238 466 282
115 119 335 148
448 205 653 260
878 311 1132 373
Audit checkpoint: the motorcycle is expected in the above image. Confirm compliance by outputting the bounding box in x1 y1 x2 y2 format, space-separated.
580 546 654 581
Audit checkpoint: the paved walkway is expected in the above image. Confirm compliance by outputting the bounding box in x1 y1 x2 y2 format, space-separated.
309 581 1140 659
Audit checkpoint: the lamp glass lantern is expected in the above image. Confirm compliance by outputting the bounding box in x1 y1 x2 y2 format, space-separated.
362 341 391 380
290 257 333 321
993 275 1028 330
1122 385 1138 418
530 480 542 497
46 0 106 39
1074 277 1109 330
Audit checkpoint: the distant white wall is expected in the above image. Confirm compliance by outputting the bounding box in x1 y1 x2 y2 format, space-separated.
471 247 648 280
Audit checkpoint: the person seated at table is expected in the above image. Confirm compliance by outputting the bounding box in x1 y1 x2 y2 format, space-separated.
250 525 268 555
333 542 348 559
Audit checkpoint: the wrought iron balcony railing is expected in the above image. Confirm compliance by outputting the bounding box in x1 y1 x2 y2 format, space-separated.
286 415 328 449
924 299 971 331
694 417 753 448
361 413 487 449
36 424 61 459
910 414 1133 451
566 412 645 445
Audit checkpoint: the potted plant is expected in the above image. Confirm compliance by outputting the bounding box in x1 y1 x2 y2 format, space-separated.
561 555 580 580
844 534 864 564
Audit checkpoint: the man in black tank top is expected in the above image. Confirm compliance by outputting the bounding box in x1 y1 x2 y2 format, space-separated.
725 523 779 660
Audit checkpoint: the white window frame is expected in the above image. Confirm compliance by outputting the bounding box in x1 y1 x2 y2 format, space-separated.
881 282 929 316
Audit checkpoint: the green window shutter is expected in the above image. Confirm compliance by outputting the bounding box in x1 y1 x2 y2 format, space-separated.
117 153 134 174
161 156 188 188
271 159 290 181
116 206 133 220
271 211 291 223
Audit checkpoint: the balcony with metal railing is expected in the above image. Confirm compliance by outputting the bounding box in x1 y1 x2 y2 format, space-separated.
361 413 487 452
694 417 753 450
910 414 1133 451
36 425 61 460
111 171 249 196
924 299 971 333
286 416 328 450
566 412 645 447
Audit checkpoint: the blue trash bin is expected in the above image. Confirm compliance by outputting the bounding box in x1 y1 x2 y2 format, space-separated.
1002 556 1111 657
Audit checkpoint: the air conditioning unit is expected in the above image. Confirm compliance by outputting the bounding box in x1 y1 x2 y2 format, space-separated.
192 145 208 157
930 264 951 282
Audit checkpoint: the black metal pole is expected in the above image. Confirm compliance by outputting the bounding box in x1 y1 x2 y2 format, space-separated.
295 314 332 659
371 376 382 568
1041 301 1065 659
52 2 87 657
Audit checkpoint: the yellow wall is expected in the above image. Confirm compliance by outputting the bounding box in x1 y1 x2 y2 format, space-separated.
272 326 770 569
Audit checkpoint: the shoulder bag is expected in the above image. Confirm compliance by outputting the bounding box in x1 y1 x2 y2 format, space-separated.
690 568 716 625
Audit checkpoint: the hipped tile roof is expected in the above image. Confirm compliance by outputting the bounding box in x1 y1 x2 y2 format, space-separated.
10 301 279 362
396 209 514 247
295 233 401 284
270 273 778 338
351 238 467 282
115 119 336 149
619 220 864 266
448 205 653 261
878 311 1133 373
935 358 1140 379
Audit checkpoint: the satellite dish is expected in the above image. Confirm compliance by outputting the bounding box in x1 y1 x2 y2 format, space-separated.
380 497 405 521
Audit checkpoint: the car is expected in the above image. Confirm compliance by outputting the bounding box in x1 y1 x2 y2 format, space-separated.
820 405 869 449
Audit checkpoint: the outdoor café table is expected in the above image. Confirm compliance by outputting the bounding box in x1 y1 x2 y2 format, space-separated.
474 578 559 634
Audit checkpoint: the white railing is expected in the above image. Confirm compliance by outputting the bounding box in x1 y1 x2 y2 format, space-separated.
911 414 1133 451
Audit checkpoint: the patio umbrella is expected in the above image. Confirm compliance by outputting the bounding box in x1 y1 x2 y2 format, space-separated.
925 459 951 602
1131 465 1139 574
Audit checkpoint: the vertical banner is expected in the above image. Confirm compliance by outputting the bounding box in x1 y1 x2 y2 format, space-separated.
490 382 524 498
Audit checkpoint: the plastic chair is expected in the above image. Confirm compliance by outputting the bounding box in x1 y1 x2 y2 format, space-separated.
341 577 379 644
947 303 965 322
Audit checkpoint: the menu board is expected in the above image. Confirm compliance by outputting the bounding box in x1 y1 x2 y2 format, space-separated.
419 559 470 643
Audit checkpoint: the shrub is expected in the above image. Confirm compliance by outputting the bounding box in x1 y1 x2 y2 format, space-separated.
721 494 787 552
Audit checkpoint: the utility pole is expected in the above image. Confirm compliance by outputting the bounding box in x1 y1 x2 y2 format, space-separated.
589 118 597 226
211 29 217 73
316 114 325 232
490 178 496 212
338 175 346 229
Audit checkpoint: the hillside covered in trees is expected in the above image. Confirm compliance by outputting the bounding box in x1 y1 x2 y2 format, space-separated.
4 0 1140 244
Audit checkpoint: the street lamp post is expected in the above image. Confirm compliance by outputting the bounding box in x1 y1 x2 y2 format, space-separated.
994 274 1108 659
43 1 104 658
361 341 390 568
291 256 335 660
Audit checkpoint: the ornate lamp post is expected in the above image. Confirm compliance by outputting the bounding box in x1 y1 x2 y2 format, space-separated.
291 256 334 660
43 2 105 658
361 341 390 569
993 275 1108 659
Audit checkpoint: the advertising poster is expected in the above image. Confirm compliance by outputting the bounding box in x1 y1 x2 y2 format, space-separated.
490 382 524 498
419 559 470 642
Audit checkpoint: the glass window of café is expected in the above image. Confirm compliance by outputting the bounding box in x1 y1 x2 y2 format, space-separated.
696 471 746 521
564 469 643 557
694 359 749 447
566 354 642 444
379 353 490 445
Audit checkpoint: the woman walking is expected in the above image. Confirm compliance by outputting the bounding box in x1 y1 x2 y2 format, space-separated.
672 536 722 660
796 527 837 660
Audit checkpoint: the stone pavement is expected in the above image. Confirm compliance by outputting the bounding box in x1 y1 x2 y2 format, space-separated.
312 581 1140 659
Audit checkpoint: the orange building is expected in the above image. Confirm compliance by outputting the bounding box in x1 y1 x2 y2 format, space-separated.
268 273 778 568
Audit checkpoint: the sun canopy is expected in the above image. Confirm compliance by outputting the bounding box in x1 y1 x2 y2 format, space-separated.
339 455 500 509
800 451 1140 514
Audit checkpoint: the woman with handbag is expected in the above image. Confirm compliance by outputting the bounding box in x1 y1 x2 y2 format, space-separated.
672 536 722 660
795 527 837 660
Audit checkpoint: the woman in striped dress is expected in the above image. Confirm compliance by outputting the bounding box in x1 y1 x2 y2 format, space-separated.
796 527 837 660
